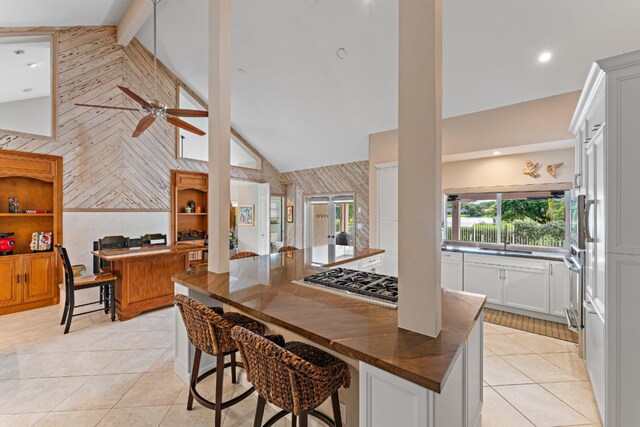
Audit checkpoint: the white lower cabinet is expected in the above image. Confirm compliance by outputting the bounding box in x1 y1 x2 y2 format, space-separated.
441 252 463 291
360 313 483 427
457 253 570 319
503 266 549 313
464 261 502 304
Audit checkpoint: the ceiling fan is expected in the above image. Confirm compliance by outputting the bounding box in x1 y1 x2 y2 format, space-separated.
76 0 207 138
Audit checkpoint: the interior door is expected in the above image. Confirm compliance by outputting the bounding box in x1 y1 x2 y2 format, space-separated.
257 183 270 255
0 257 21 308
22 253 54 304
306 195 355 248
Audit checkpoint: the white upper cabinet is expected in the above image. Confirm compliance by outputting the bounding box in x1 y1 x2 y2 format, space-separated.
378 166 398 222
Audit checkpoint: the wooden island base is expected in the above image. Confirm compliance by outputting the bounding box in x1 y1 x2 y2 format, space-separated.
93 245 201 320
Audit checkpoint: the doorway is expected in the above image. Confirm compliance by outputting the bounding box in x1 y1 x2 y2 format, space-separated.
306 195 355 248
270 195 285 253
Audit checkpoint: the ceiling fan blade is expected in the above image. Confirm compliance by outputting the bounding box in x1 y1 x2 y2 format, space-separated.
117 86 152 109
132 116 156 137
166 116 206 136
165 108 208 118
76 103 141 112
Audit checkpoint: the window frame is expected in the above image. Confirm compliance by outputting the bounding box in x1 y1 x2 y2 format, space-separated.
443 189 571 251
175 82 208 163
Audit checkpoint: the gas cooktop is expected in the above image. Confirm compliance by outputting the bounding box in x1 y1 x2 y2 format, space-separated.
296 268 398 308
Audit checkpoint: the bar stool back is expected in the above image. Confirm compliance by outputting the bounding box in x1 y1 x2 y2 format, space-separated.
231 326 351 427
174 295 266 427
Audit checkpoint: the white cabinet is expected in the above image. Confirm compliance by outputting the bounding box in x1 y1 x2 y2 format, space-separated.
584 294 605 421
360 313 484 427
338 254 384 274
464 261 502 304
503 266 549 314
461 253 568 319
441 251 463 291
376 164 399 277
550 261 570 317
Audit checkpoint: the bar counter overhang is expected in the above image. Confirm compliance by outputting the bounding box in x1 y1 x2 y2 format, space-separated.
172 247 486 426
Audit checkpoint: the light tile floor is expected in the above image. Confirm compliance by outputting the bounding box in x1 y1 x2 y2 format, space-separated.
0 304 602 426
483 322 602 427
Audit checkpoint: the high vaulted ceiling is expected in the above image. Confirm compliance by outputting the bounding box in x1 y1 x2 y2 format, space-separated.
3 0 640 171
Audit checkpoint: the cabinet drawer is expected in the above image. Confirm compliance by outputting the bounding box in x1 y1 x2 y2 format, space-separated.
441 251 463 262
361 254 383 267
464 254 548 270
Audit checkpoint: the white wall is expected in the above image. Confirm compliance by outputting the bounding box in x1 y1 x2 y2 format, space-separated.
230 181 260 253
63 211 171 271
0 96 51 136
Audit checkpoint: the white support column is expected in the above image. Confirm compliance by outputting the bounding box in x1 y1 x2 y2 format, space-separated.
208 0 232 274
397 0 443 337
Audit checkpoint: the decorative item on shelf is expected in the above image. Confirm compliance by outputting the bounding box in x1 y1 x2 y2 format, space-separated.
238 204 255 226
22 209 49 214
229 231 238 249
546 162 564 179
522 160 541 178
177 230 205 241
0 232 16 256
188 200 196 210
287 205 294 223
194 205 202 214
185 205 193 214
30 231 53 252
8 196 18 213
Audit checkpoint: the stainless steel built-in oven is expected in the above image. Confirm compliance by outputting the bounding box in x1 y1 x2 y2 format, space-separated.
565 194 587 355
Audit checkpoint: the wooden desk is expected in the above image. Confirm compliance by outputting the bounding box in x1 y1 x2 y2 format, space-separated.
93 245 203 320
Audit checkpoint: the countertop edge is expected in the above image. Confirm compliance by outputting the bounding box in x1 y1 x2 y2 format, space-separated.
442 245 568 262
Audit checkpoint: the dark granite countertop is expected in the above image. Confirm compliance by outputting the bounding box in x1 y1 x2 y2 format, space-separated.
172 247 486 393
442 244 569 262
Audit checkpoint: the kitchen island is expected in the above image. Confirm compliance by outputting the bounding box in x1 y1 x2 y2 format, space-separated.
173 247 485 427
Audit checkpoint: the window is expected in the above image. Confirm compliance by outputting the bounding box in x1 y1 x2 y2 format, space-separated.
175 85 262 170
445 190 568 248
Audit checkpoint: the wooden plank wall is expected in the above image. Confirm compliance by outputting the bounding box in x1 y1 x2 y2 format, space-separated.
0 27 207 210
282 161 370 248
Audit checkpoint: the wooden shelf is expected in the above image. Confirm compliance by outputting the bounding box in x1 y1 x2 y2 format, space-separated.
0 213 53 217
177 213 207 216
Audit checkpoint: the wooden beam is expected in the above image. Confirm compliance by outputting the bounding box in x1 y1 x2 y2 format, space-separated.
117 0 153 46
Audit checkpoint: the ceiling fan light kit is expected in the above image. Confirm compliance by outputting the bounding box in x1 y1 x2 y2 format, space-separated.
75 0 208 138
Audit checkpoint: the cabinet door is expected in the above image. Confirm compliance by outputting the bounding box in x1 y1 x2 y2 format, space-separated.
441 253 463 291
464 262 502 304
22 254 55 304
0 257 21 308
549 261 570 317
503 266 549 313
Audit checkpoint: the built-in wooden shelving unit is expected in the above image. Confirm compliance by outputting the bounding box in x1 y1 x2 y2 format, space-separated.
171 170 208 264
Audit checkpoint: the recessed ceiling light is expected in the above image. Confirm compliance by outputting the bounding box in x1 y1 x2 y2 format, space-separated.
14 49 25 55
336 48 347 59
22 88 33 93
237 68 245 74
538 51 552 63
492 151 501 156
308 0 318 5
27 62 39 68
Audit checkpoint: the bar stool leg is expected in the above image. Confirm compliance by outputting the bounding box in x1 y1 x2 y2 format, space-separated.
253 395 266 427
230 352 237 384
299 413 308 427
187 348 202 410
292 414 297 427
215 353 225 427
331 391 342 426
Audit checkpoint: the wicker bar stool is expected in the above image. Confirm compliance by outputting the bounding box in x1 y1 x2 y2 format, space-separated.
175 295 266 427
231 326 351 427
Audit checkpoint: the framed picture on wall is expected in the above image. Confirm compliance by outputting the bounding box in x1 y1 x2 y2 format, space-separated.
238 204 255 226
287 206 294 223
